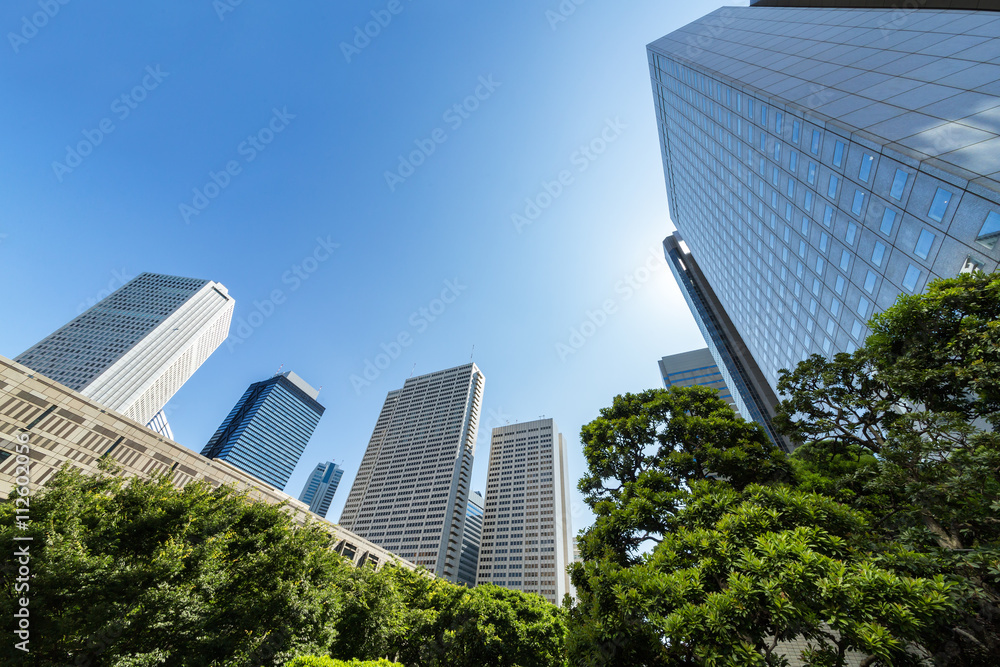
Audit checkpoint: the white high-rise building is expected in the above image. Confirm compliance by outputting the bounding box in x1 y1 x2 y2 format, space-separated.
477 418 574 605
338 363 485 582
15 272 234 427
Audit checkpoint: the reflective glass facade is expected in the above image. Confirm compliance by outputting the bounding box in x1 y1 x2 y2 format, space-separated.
649 6 1000 393
299 461 344 518
457 490 484 587
201 371 324 490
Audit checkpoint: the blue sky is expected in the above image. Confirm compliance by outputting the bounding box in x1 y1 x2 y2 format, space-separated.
0 0 739 529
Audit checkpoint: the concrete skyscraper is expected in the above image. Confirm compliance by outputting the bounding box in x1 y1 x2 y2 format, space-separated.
299 461 344 518
649 3 1000 407
201 371 324 490
457 490 485 587
339 363 485 582
15 272 234 428
477 418 574 605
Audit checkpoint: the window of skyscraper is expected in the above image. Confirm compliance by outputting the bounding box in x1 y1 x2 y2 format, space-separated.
928 187 952 222
880 209 896 235
852 320 864 341
864 271 877 294
823 205 834 227
792 120 801 144
846 223 858 246
820 232 830 253
859 154 874 182
840 250 851 271
790 151 798 172
804 191 814 212
852 190 865 216
890 169 908 200
872 242 886 267
776 111 783 133
816 257 825 274
915 229 935 259
811 130 821 155
831 299 841 316
833 141 845 167
828 175 839 199
978 212 1000 249
903 264 921 292
807 162 817 185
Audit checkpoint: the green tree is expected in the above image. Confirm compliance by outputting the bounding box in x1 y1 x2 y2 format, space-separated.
568 387 957 666
0 465 349 667
774 271 1000 663
577 387 790 566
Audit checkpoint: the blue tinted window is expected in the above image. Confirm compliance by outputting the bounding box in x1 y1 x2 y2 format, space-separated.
852 190 865 215
748 97 754 118
840 250 851 271
820 232 830 252
859 154 874 182
811 130 821 155
903 264 921 291
823 205 834 227
852 320 864 340
872 242 886 267
804 191 814 212
978 211 1000 249
880 209 896 235
864 271 877 293
828 175 839 198
890 169 908 200
776 111 783 133
928 187 952 222
774 142 781 161
761 106 767 125
807 162 818 185
835 275 846 295
846 223 858 246
833 141 845 167
792 120 801 144
914 229 935 259
801 218 810 236
790 151 798 172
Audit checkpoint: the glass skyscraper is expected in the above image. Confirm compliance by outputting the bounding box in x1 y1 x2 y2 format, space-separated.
457 490 484 587
299 461 344 518
649 3 1000 396
15 272 234 427
658 348 734 408
339 363 485 583
201 371 325 490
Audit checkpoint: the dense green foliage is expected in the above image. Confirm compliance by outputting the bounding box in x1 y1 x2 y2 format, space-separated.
0 467 564 667
285 658 402 667
567 272 1000 666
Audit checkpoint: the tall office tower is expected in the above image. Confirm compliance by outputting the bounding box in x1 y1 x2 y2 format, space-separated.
146 409 174 440
457 490 485 587
659 348 736 411
477 418 574 605
649 2 1000 413
299 461 344 518
14 273 234 426
201 371 324 490
664 235 789 450
339 363 485 582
